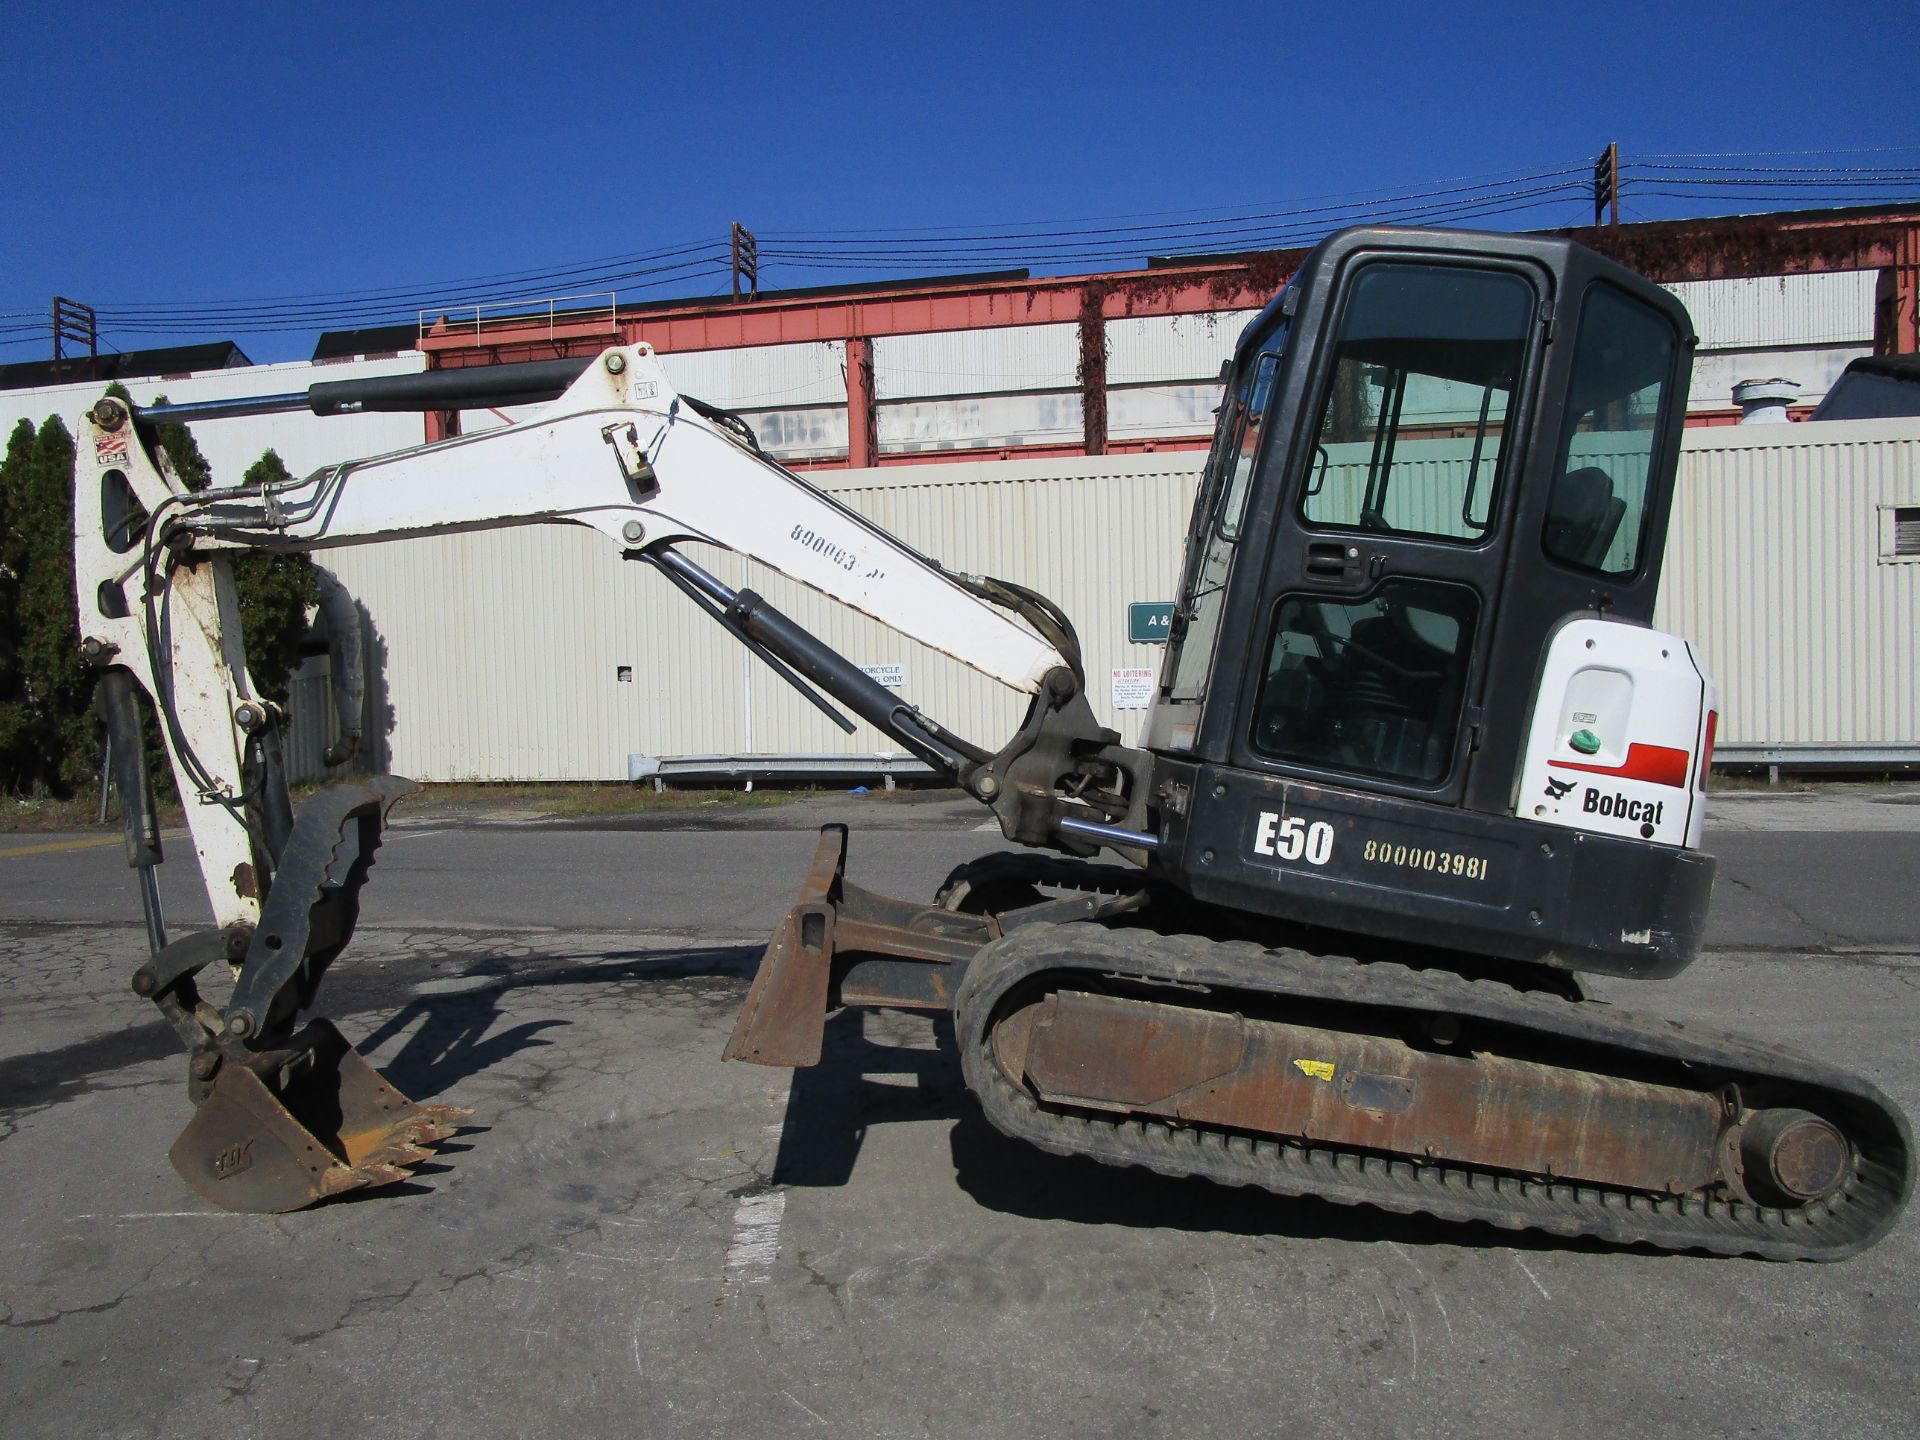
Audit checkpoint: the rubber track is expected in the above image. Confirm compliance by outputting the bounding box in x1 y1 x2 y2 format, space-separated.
953 924 1914 1260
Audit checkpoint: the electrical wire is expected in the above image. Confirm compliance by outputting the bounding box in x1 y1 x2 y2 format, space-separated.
4 150 1915 357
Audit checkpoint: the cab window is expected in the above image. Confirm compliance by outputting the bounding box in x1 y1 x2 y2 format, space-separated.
1301 263 1534 544
1543 284 1677 577
1166 343 1284 701
1252 578 1481 787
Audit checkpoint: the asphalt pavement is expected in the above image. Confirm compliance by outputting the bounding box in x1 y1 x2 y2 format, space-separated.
1 785 1916 1439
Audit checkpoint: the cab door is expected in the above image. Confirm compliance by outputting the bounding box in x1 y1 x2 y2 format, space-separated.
1233 251 1547 807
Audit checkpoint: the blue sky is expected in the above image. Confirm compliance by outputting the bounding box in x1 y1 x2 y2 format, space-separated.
2 0 1915 362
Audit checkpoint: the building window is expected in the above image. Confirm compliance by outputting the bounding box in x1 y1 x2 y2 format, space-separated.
1884 505 1920 563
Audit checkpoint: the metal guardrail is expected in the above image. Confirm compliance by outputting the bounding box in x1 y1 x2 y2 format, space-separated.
1714 743 1920 784
627 752 937 791
419 292 618 346
1714 744 1920 770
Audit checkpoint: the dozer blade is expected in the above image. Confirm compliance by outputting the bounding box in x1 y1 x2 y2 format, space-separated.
169 1020 471 1214
726 825 996 1067
725 826 848 1067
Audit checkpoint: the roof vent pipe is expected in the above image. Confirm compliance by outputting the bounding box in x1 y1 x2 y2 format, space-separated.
1733 377 1801 423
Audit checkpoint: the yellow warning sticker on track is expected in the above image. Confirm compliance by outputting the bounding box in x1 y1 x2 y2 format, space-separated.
1292 1058 1336 1083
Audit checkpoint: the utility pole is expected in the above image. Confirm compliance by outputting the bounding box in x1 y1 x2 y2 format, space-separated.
1592 142 1620 227
730 222 759 301
52 296 98 378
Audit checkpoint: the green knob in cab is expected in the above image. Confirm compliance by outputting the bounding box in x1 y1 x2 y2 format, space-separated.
1569 728 1603 755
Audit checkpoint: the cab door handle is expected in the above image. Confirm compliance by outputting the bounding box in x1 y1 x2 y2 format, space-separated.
1305 541 1357 578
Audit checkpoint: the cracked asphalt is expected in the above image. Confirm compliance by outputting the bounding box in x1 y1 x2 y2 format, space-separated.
1 785 1917 1439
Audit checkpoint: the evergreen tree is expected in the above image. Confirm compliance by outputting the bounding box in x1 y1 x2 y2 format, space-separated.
0 420 38 785
0 391 320 795
0 416 98 791
145 393 213 493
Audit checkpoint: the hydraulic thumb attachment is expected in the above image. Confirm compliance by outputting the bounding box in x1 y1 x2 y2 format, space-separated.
131 776 469 1212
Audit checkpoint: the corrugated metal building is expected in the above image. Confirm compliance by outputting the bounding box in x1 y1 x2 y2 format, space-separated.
6 205 1916 783
297 418 1918 782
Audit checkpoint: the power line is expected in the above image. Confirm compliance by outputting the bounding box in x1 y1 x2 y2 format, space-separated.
7 149 1916 358
74 235 723 311
89 252 732 324
764 166 1590 245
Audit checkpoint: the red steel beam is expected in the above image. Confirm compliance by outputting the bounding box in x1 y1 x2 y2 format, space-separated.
421 210 1920 372
422 262 1292 368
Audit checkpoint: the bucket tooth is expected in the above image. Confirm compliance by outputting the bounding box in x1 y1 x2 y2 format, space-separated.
360 1138 437 1170
392 1120 460 1147
313 1163 411 1202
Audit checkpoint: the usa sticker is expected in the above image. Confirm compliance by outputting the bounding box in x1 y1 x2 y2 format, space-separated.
94 432 129 468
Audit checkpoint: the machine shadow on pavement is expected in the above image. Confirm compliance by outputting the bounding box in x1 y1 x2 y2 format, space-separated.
351 942 762 1102
359 992 566 1103
0 1018 185 1113
772 1008 970 1188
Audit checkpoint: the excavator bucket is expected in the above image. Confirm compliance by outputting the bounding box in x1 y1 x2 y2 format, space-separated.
168 1020 470 1214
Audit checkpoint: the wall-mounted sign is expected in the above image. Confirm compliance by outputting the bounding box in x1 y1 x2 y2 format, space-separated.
1111 667 1155 710
1128 602 1175 644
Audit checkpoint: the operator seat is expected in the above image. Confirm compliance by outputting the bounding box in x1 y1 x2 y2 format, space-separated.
1544 466 1628 570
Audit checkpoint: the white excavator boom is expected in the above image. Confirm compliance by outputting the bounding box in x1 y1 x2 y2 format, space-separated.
72 345 1068 935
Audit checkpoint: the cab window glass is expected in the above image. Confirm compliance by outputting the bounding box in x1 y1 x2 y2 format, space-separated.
1252 578 1480 786
1167 342 1284 701
1543 284 1677 577
1301 264 1533 543
1218 352 1280 539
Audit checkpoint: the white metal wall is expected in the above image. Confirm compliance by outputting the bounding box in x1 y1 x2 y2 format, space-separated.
874 323 1083 455
314 452 1202 779
303 422 1919 780
1108 309 1258 443
1664 272 1878 350
0 354 429 485
1654 417 1920 746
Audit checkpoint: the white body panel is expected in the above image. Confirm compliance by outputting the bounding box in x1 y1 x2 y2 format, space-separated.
72 420 264 932
72 346 1067 931
155 347 1063 697
1516 617 1716 850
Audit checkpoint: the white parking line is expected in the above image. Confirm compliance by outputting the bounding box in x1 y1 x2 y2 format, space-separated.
723 1115 791 1295
723 1190 787 1291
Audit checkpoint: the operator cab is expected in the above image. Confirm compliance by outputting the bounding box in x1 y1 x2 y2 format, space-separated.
1143 226 1712 979
1150 225 1691 812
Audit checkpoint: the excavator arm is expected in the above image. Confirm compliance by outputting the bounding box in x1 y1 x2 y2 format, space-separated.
72 345 1144 1211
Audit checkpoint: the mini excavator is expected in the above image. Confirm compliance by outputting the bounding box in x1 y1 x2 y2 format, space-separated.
71 226 1912 1257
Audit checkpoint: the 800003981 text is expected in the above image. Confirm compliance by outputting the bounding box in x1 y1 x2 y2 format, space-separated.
1362 837 1490 881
